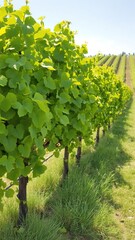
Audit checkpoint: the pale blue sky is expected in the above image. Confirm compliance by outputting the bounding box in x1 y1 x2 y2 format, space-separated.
0 0 135 55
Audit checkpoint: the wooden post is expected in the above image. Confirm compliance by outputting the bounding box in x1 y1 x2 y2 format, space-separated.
96 127 100 145
76 136 82 166
63 146 69 179
17 175 28 226
102 128 106 136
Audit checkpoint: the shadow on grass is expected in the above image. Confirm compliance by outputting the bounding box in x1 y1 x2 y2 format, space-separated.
81 99 134 186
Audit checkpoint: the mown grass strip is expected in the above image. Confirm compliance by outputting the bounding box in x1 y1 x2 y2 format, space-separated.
117 54 126 81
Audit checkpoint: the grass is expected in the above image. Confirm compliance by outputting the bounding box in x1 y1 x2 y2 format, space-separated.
110 96 135 240
0 96 135 239
129 55 135 90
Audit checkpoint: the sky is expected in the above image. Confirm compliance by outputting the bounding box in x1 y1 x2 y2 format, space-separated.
0 0 135 55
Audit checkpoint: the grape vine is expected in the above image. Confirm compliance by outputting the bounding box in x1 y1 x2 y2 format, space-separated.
0 1 132 224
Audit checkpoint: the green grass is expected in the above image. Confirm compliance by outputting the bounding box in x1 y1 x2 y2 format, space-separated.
117 54 126 81
129 55 135 90
110 96 135 240
0 96 135 239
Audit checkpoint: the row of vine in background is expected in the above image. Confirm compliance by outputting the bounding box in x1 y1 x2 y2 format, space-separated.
98 53 127 81
0 1 132 226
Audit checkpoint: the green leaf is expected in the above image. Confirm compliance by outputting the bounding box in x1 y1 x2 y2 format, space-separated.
23 98 33 113
53 48 64 62
33 92 44 101
6 25 20 39
7 15 16 25
0 96 11 112
71 87 79 98
0 179 6 188
59 92 71 104
7 124 18 138
20 5 30 14
2 136 17 152
29 124 38 139
33 22 40 32
0 75 8 86
1 109 15 121
25 16 36 26
5 188 14 198
33 163 47 178
0 122 7 135
38 16 45 21
7 168 20 181
54 104 64 118
18 136 33 158
0 189 4 200
78 113 86 124
18 105 27 117
0 7 7 20
15 157 25 169
0 166 6 177
89 95 96 103
0 54 7 69
34 29 46 39
33 93 50 112
44 77 56 90
13 102 27 117
7 156 15 172
55 125 62 137
41 126 47 137
0 93 4 104
54 23 61 32
52 135 58 144
17 57 27 67
10 37 23 52
60 115 69 126
48 141 55 151
35 135 44 149
60 72 72 88
73 98 82 108
6 69 20 88
21 166 31 177
5 58 17 68
16 124 25 140
7 124 24 140
53 150 60 158
0 92 16 112
7 124 17 138
0 155 15 172
6 92 17 106
0 27 6 36
12 10 24 21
